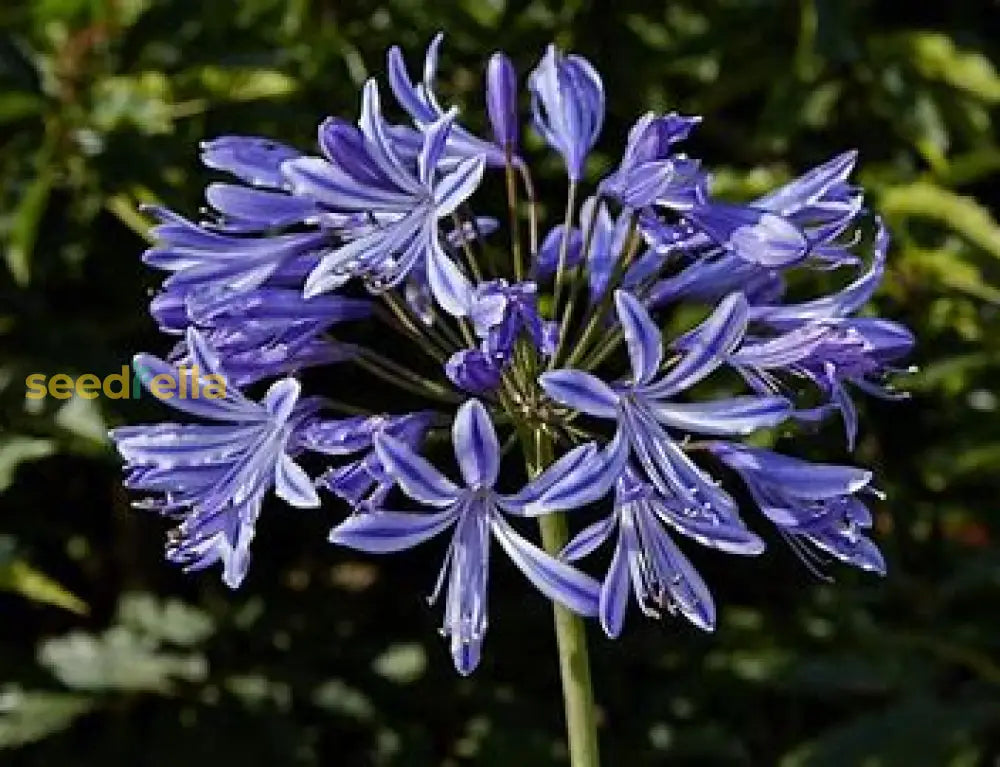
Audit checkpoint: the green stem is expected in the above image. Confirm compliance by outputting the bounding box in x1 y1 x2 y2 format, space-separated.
374 302 448 363
580 328 623 371
353 350 461 403
565 214 640 369
452 212 484 282
551 181 579 318
519 162 540 261
505 155 525 282
528 429 601 767
551 197 603 369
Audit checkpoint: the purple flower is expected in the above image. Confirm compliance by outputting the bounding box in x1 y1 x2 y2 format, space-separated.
201 135 302 189
305 412 434 509
536 224 584 277
110 36 907 676
599 112 705 209
141 206 329 296
486 52 519 155
538 198 656 303
282 83 483 315
709 442 885 574
727 220 914 447
541 291 790 522
528 45 604 182
561 466 764 637
328 399 601 674
445 349 503 395
579 198 646 302
683 202 810 268
387 33 511 168
645 243 785 309
160 287 370 386
470 280 557 360
110 329 321 588
447 280 557 394
646 151 866 307
755 150 863 268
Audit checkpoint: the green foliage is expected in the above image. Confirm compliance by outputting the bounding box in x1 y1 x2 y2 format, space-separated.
0 0 998 764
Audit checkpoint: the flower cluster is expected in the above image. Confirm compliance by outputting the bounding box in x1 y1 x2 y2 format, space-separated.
112 35 911 674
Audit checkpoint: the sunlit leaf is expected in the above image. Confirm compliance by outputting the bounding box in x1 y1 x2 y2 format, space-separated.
0 688 93 749
901 32 1000 103
882 182 1000 259
0 561 88 614
39 627 208 692
189 66 299 103
0 435 55 492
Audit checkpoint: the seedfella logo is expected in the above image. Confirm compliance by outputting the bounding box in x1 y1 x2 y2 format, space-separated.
25 365 226 400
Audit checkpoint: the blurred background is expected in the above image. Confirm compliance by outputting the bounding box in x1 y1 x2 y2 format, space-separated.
1 0 999 764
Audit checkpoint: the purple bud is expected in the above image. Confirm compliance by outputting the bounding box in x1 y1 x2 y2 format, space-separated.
445 349 502 395
528 44 604 182
486 52 519 154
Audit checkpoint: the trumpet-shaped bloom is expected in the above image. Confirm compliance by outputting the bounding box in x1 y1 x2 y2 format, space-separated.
387 33 512 168
159 287 370 386
328 400 601 674
541 291 791 525
726 220 914 446
141 206 329 296
283 83 483 315
599 112 705 209
561 466 764 637
709 442 885 574
647 151 866 307
110 329 321 588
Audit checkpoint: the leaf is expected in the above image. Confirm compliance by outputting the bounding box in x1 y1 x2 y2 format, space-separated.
311 679 375 721
0 435 55 492
0 92 45 124
462 0 505 28
90 73 175 135
54 396 109 445
4 136 55 285
0 561 88 614
881 182 1000 259
0 688 94 749
189 66 299 103
105 189 158 243
902 246 1000 304
372 643 427 684
908 352 992 394
39 627 208 693
116 593 214 647
901 32 1000 103
780 697 996 767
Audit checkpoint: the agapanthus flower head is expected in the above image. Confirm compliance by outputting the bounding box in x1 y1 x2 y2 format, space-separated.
115 34 909 680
